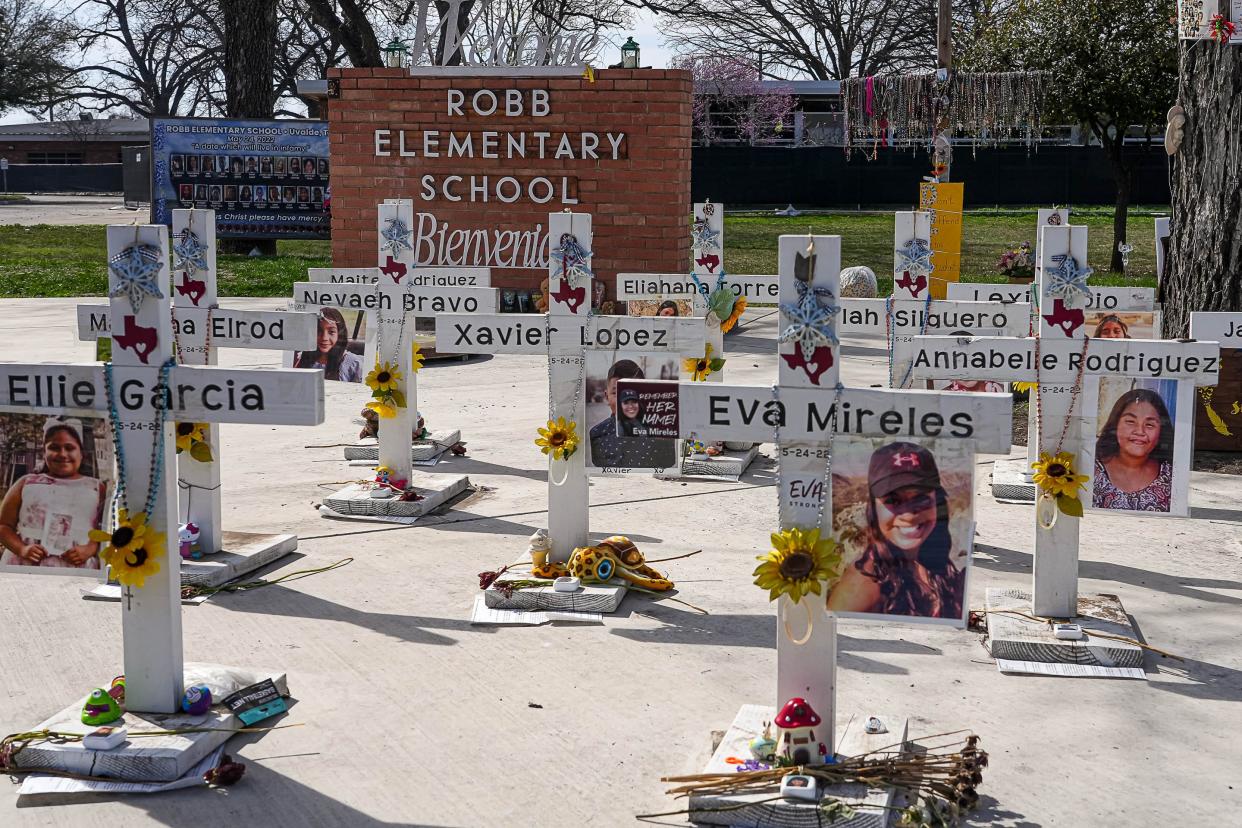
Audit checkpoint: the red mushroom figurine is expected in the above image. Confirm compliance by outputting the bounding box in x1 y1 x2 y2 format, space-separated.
774 697 827 765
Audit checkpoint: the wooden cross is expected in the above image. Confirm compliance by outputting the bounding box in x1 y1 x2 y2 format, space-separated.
290 201 498 488
912 224 1219 618
76 209 319 555
435 210 707 562
0 224 323 712
621 234 1012 753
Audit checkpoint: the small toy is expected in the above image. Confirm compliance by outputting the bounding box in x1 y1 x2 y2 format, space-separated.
775 697 828 765
81 688 123 725
108 675 126 707
528 528 551 568
181 685 213 715
780 772 820 802
371 465 408 498
83 725 128 750
178 523 203 560
864 716 887 735
748 721 777 762
688 440 709 460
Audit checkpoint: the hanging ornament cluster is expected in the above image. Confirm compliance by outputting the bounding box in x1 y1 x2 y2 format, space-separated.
1208 13 1236 42
841 71 1051 155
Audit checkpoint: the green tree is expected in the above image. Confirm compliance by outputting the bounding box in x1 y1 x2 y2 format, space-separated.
961 0 1175 272
0 0 78 115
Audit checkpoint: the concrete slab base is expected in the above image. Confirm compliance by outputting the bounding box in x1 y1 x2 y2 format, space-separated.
662 445 760 483
343 430 461 464
991 457 1036 503
483 582 627 612
986 587 1145 676
180 531 298 588
320 474 470 519
687 704 906 827
10 665 288 782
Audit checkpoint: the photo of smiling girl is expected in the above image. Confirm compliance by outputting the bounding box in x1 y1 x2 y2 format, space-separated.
827 438 972 625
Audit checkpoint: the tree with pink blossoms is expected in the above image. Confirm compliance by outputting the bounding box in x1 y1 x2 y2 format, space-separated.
673 55 795 146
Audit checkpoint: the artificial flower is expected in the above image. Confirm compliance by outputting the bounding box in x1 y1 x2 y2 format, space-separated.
89 508 148 560
683 344 726 381
92 510 165 589
1209 13 1236 42
1013 381 1038 393
1032 451 1088 498
365 361 402 394
753 527 843 604
410 341 425 373
174 422 212 462
721 295 748 333
535 417 579 461
364 399 398 419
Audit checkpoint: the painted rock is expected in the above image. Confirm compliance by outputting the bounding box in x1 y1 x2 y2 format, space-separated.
181 685 213 715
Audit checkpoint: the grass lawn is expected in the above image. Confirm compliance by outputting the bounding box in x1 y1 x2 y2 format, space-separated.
0 206 1161 298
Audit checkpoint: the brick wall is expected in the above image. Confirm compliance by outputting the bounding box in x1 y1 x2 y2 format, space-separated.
326 67 692 295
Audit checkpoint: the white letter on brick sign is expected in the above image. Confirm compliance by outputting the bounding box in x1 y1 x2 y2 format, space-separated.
447 89 464 116
374 129 391 156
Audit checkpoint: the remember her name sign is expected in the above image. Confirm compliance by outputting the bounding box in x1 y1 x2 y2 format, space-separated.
617 381 1013 455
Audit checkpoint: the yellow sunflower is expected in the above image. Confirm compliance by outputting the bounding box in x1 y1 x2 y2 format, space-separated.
174 422 206 452
682 344 726 382
720 296 747 333
410 342 425 373
753 527 843 604
91 511 165 589
365 399 398 419
365 361 403 394
1013 381 1038 393
1031 451 1088 499
535 417 579 461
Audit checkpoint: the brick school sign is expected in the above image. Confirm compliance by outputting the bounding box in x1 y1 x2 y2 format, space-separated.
326 67 692 294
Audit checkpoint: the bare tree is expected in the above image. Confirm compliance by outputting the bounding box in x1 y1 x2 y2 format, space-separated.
631 0 936 80
463 0 629 65
74 0 216 116
0 0 79 115
274 0 348 117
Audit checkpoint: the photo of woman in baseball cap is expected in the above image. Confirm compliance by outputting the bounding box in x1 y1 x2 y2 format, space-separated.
827 439 970 623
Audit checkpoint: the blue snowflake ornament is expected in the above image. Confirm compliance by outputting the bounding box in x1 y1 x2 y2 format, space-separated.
1047 254 1092 303
895 237 933 276
380 216 413 257
108 243 166 312
173 229 210 278
551 233 594 282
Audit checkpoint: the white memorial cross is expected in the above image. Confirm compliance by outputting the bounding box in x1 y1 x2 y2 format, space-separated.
912 224 1219 618
435 210 707 562
622 234 1013 753
946 278 1159 490
76 209 318 555
892 209 934 301
1 224 323 712
291 201 498 487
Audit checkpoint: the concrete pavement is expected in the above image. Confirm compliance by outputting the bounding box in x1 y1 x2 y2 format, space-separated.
0 300 1239 826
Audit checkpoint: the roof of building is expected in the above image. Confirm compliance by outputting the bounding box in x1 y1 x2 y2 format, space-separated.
0 117 149 142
